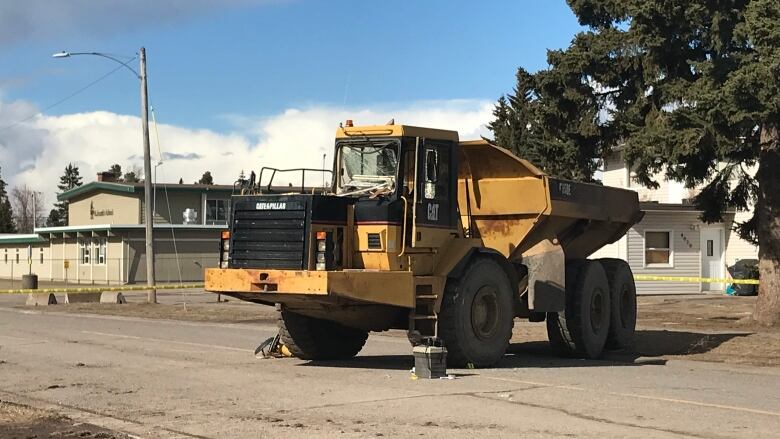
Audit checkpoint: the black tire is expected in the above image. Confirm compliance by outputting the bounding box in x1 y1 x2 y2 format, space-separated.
278 309 368 361
546 260 611 359
599 258 637 350
439 257 514 368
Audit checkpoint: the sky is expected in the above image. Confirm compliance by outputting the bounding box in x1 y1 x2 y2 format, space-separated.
0 0 583 208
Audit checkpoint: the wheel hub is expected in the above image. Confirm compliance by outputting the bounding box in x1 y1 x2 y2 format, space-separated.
471 286 500 340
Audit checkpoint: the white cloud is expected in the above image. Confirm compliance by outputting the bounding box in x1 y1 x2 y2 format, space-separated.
0 99 493 208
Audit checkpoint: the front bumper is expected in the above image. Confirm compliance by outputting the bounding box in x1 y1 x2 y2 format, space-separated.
205 268 414 308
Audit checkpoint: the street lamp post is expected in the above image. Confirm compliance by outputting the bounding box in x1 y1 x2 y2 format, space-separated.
53 48 157 303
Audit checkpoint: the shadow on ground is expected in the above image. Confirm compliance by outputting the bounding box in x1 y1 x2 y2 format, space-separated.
301 329 751 371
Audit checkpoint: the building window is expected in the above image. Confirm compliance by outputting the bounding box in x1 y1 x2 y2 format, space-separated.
645 231 672 267
39 248 44 264
205 199 228 225
15 249 19 264
79 239 90 265
93 238 106 265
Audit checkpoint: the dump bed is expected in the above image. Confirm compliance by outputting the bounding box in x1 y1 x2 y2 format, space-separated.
458 140 643 261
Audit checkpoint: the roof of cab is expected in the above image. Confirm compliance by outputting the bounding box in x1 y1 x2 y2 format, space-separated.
335 124 459 142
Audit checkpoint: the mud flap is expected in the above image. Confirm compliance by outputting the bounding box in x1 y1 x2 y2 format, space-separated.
522 239 565 312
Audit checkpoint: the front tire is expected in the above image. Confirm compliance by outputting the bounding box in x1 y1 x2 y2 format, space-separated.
278 309 368 360
439 257 514 368
547 260 611 359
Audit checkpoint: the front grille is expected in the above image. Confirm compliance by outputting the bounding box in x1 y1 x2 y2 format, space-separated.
230 206 306 269
367 233 381 249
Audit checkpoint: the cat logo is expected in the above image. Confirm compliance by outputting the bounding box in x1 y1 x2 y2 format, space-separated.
427 203 439 221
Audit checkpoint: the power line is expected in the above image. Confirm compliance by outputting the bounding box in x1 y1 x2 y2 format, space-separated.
0 57 137 134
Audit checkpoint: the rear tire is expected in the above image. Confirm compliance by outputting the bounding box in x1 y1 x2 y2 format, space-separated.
599 258 637 350
278 309 368 360
439 257 514 368
546 260 611 359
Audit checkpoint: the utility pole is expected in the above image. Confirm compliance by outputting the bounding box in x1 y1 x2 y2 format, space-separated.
51 48 156 302
140 47 156 303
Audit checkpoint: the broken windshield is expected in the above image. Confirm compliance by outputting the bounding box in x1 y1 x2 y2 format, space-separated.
337 141 398 195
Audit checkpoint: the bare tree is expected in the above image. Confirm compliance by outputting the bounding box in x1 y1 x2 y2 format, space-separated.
11 185 44 233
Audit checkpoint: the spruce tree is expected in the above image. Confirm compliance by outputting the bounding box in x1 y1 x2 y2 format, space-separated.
491 0 780 325
198 171 214 185
47 163 83 226
0 167 15 233
489 65 603 181
108 164 122 181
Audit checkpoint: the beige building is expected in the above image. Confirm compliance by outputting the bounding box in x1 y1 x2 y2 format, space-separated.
0 179 231 284
591 151 758 294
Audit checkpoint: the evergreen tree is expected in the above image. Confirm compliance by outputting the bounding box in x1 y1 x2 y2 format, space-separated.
47 163 82 226
492 0 780 324
107 164 122 181
488 64 603 182
198 171 214 185
0 167 15 233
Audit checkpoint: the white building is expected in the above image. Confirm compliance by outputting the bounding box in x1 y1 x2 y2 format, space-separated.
591 152 758 294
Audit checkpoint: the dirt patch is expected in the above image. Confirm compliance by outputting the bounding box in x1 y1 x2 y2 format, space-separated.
509 295 780 367
0 400 128 438
636 295 777 332
634 295 780 367
20 301 278 324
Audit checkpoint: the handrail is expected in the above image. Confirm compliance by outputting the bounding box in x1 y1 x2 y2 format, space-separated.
257 167 333 194
399 196 409 257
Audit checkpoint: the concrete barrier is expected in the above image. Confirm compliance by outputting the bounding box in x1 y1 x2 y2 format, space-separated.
26 293 57 306
64 293 102 304
100 292 127 304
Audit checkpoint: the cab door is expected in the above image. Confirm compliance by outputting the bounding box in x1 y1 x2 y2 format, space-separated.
411 138 457 247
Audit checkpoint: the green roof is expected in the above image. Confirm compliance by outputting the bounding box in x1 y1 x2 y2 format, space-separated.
58 182 234 201
0 234 47 244
58 182 135 201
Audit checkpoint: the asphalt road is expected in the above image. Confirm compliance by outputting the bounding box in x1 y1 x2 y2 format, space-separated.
1 303 779 438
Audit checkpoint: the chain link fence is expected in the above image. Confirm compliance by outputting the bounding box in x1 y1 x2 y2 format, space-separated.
0 255 219 285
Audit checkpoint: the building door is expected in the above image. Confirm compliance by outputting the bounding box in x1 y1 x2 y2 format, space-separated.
700 227 724 292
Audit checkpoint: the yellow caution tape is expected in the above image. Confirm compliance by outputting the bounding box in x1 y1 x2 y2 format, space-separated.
634 275 759 285
0 275 760 295
0 283 204 295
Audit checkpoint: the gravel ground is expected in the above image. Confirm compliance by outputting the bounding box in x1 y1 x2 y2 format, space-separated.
0 400 129 438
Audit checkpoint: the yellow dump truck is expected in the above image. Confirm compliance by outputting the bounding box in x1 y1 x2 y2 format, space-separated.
205 123 643 367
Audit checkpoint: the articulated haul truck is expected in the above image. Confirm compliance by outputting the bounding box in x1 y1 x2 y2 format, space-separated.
205 122 643 367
